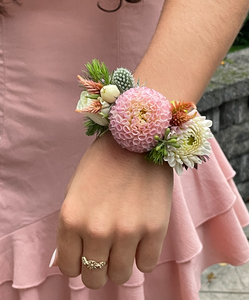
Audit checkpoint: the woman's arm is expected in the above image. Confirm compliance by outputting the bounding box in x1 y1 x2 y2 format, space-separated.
55 0 249 290
135 0 249 104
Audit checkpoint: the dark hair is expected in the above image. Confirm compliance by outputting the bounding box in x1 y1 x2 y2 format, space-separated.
0 1 8 16
98 0 141 13
0 0 20 16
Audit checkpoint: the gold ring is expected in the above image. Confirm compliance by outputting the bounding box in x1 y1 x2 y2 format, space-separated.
82 256 107 270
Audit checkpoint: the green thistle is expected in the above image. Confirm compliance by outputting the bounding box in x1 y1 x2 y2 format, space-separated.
112 68 135 92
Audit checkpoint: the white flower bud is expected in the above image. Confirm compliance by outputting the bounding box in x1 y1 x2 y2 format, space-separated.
100 85 120 104
98 97 111 117
98 97 110 109
101 107 110 117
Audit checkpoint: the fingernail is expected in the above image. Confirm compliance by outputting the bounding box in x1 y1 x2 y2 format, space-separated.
49 249 57 268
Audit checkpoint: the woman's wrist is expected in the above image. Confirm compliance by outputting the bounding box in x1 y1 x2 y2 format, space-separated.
76 60 213 175
92 131 173 174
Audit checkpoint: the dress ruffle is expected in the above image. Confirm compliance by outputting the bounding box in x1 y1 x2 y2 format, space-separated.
1 137 249 300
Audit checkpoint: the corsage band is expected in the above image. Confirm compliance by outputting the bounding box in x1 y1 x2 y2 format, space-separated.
76 59 213 175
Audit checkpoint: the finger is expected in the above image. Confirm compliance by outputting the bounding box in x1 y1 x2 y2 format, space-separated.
81 239 111 289
135 229 166 273
49 248 58 267
108 237 138 285
57 217 83 277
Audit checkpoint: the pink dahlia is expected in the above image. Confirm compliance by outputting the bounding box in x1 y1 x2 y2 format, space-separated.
109 87 172 153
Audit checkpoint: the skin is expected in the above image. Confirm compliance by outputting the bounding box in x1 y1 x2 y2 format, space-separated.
56 0 249 290
57 132 173 288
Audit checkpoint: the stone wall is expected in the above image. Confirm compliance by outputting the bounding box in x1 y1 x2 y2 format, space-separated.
197 48 249 202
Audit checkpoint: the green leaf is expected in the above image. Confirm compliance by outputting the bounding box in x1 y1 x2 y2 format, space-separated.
85 59 111 85
84 117 109 137
100 61 110 85
86 94 100 99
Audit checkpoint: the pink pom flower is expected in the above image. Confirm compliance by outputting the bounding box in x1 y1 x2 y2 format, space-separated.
109 87 172 153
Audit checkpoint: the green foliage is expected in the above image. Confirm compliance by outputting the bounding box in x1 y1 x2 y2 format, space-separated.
145 131 180 165
84 117 108 136
85 59 111 85
233 13 249 47
229 45 249 53
145 144 165 165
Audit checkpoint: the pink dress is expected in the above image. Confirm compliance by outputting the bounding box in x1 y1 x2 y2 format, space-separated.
0 1 248 299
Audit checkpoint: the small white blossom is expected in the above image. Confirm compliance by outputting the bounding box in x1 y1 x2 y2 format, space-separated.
76 91 93 111
76 92 109 126
98 97 111 115
164 111 213 175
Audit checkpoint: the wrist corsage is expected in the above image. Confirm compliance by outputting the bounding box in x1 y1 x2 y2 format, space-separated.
76 59 213 175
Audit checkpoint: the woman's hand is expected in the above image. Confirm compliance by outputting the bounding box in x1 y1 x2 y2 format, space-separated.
56 132 173 289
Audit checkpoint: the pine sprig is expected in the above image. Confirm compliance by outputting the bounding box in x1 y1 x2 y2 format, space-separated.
85 59 111 85
84 117 109 137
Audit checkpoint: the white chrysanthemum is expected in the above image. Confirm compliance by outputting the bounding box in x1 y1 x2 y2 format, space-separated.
164 111 213 175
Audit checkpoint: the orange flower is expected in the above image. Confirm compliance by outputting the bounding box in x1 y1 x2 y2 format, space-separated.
170 101 196 126
79 99 102 114
170 100 196 114
77 75 103 94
